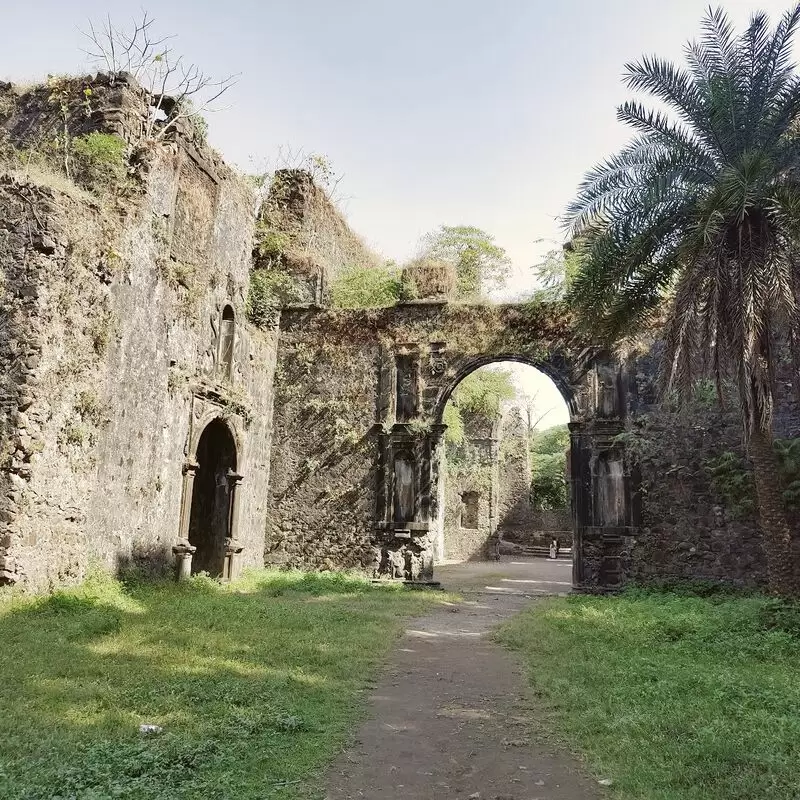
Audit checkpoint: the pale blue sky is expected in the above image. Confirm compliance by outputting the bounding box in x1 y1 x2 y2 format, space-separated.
3 0 795 422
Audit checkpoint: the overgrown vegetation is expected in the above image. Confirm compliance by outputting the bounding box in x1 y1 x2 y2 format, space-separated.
498 589 800 800
564 5 800 596
246 268 306 327
705 451 756 520
70 131 128 187
399 258 457 301
0 569 448 799
330 262 401 308
416 225 510 299
443 367 515 445
530 424 569 510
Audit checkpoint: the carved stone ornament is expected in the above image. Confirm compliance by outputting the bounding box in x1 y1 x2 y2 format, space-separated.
429 355 446 376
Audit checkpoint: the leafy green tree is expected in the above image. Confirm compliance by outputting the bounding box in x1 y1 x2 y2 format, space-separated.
530 424 570 456
418 225 511 299
530 425 570 510
444 368 516 444
529 245 581 302
565 6 800 595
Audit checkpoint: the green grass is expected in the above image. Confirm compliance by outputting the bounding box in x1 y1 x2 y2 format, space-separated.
0 569 448 799
497 588 800 800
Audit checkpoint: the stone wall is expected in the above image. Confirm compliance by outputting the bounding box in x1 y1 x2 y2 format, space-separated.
624 349 800 589
497 408 534 540
267 301 594 581
0 78 278 590
441 411 499 562
255 169 381 304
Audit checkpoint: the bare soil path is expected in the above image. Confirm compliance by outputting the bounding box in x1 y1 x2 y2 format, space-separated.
323 558 603 800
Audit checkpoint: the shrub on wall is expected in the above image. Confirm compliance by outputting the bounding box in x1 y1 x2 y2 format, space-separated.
330 262 401 308
246 268 305 327
70 132 128 189
705 451 756 520
400 258 457 301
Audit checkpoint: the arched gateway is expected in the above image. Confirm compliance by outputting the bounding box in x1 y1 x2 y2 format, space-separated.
267 301 639 592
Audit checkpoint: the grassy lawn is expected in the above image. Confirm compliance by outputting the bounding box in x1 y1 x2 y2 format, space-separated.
497 588 800 800
0 570 448 799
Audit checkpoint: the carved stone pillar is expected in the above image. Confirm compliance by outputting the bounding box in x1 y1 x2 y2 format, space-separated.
174 459 199 580
223 538 244 582
172 539 196 580
224 470 244 581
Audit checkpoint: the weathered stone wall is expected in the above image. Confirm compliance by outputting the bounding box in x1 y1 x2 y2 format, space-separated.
265 326 378 571
624 349 800 589
497 408 534 539
0 79 278 590
267 301 592 579
255 170 381 304
441 411 498 562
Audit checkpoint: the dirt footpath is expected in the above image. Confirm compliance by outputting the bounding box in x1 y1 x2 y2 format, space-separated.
323 558 603 800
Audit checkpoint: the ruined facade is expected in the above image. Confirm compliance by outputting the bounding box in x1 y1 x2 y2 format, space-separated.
0 76 278 589
0 73 795 594
441 409 500 562
440 406 572 563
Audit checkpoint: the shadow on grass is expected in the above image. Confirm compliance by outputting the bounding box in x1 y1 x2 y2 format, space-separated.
0 569 441 800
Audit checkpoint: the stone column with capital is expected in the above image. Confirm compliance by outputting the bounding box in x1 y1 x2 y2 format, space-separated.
224 470 245 581
174 459 199 580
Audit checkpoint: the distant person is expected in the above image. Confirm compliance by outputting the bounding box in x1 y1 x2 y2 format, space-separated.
549 537 559 560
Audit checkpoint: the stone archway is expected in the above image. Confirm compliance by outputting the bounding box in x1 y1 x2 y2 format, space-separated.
268 302 640 591
188 419 238 576
175 411 245 580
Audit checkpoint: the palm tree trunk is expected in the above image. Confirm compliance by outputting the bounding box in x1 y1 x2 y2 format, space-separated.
748 427 796 597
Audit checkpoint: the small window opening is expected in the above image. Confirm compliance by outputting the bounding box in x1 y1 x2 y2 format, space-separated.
219 305 235 379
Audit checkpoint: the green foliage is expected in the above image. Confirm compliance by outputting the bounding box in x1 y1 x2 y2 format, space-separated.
442 402 464 445
246 268 305 327
70 132 128 188
0 569 449 799
530 424 570 510
565 5 800 445
773 437 800 510
255 227 291 261
417 225 510 299
498 591 800 800
705 451 756 519
528 247 581 302
330 262 401 308
451 368 515 417
530 424 570 456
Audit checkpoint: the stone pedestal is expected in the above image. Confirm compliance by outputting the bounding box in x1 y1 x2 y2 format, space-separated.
223 537 244 582
172 538 197 580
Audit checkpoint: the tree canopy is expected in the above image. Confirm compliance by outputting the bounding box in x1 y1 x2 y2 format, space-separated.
565 4 800 595
417 225 511 299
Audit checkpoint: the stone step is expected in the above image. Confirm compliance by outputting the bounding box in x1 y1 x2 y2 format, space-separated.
498 542 572 560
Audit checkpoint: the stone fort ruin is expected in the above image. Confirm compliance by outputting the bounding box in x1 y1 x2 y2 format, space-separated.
0 75 794 593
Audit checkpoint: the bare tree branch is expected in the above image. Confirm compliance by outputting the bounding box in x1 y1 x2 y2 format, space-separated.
81 11 238 144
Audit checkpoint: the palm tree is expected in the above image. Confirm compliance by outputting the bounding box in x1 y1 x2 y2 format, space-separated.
565 5 800 596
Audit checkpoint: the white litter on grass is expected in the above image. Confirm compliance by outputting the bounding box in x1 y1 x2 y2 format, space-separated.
139 724 163 735
598 778 614 786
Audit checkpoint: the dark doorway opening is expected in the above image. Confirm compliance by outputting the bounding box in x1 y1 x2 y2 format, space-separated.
189 418 237 576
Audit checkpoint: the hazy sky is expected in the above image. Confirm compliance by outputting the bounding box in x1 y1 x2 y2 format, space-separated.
3 0 796 424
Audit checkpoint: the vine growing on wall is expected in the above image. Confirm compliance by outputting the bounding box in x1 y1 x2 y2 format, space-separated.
773 437 800 510
705 451 756 520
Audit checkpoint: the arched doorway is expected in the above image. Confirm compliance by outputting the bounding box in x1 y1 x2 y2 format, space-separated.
188 418 238 576
433 360 574 566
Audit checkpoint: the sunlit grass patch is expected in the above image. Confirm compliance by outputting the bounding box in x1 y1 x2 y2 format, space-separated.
0 569 448 799
497 590 800 800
